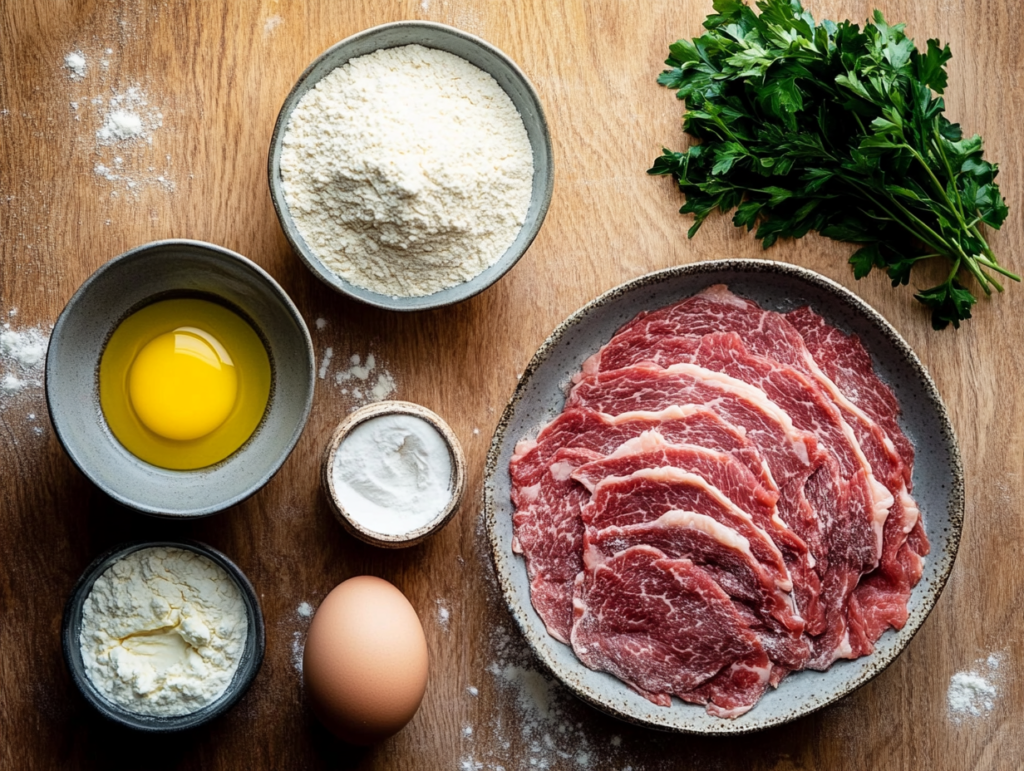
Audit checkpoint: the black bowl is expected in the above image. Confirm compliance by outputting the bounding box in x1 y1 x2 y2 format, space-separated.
62 540 266 732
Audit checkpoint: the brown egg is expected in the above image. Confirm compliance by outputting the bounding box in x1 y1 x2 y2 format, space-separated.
303 576 429 745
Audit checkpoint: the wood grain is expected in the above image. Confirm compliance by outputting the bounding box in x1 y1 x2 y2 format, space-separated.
1 1 1021 769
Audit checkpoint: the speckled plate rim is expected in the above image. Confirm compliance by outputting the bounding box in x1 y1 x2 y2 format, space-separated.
267 20 555 312
320 400 468 548
61 539 266 732
483 259 964 735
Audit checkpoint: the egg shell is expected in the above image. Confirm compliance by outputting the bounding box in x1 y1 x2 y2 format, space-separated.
303 576 428 745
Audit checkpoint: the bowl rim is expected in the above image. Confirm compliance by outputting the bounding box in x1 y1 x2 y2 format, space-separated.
61 539 267 732
320 400 467 548
266 20 555 312
483 258 965 734
45 238 315 518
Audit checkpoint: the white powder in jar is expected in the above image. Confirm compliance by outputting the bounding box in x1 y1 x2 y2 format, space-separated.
79 546 249 717
280 44 534 297
332 413 453 535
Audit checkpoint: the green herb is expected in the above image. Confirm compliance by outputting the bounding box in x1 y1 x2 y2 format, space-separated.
649 0 1015 329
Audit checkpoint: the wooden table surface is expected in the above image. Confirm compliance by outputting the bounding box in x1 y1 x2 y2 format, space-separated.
2 1 1021 769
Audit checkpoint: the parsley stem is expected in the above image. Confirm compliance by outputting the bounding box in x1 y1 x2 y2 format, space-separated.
879 189 996 295
969 225 1006 269
976 257 1021 282
952 254 993 294
846 182 931 243
904 144 972 232
848 179 962 270
977 265 1003 293
931 128 967 218
947 258 962 285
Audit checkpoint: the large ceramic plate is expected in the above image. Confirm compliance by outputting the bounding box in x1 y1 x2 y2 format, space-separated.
483 260 963 734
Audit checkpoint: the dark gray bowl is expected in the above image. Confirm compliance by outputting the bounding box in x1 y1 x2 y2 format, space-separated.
267 21 554 311
46 240 315 517
484 259 964 734
62 540 266 732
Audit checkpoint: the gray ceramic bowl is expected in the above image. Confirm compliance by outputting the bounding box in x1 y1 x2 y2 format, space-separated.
46 240 315 517
484 259 964 734
62 540 265 732
321 400 467 548
267 21 554 311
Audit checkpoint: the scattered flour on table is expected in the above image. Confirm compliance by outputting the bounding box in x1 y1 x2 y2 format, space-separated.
289 600 317 676
0 318 51 436
336 354 397 403
318 349 397 407
948 653 1004 720
337 354 373 382
264 14 282 34
3 373 26 395
65 51 87 79
0 334 49 444
97 108 144 142
61 46 174 194
1 326 47 372
315 317 327 331
94 87 163 146
318 347 334 379
291 632 305 675
280 44 533 298
436 600 451 630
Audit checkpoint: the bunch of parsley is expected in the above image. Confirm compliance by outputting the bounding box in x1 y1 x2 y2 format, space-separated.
650 0 1014 329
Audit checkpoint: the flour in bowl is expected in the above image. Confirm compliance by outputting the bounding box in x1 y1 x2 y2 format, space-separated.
79 547 248 717
280 44 534 297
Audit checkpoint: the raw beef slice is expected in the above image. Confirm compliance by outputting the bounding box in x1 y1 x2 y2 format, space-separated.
567 362 827 599
509 406 778 642
571 544 772 716
573 431 821 639
588 330 893 556
585 510 810 671
511 446 602 643
601 332 887 666
592 285 925 652
598 285 911 502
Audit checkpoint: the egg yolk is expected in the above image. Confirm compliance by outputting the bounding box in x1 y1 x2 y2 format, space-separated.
128 328 238 441
99 297 271 470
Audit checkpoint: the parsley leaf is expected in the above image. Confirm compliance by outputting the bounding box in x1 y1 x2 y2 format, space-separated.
650 0 1016 329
